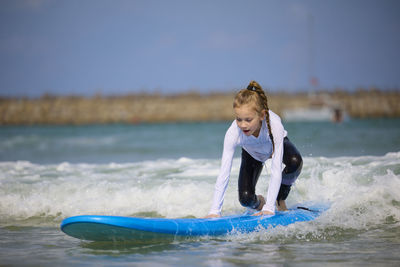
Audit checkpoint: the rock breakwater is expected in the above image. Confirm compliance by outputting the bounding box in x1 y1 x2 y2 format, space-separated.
0 89 399 125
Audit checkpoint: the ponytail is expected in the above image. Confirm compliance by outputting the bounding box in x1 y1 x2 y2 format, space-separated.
234 81 275 154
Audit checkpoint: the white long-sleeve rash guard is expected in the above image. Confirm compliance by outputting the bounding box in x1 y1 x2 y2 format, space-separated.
209 110 287 215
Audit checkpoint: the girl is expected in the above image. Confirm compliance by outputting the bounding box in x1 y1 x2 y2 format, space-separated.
206 81 303 218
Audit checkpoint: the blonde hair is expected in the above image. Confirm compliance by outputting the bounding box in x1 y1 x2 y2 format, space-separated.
233 80 275 153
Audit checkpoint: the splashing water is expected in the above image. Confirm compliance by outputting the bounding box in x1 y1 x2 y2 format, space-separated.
1 120 399 266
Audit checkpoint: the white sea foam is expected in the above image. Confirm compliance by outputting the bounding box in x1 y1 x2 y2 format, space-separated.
0 153 399 235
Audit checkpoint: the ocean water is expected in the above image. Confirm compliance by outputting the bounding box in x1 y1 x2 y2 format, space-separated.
0 119 399 266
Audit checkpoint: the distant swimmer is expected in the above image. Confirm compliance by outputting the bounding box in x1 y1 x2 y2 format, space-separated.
333 107 343 123
205 81 303 218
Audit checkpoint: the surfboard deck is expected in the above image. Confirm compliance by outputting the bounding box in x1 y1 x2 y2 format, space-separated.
60 205 327 241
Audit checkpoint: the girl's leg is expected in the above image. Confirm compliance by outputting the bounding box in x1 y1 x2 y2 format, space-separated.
238 149 264 209
277 137 303 209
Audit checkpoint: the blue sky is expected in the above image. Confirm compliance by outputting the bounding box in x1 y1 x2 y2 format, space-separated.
0 0 399 97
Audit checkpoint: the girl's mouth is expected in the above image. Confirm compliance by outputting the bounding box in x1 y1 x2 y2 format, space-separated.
243 129 250 134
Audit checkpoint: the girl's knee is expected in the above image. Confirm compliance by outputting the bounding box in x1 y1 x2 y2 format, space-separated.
239 190 257 208
287 153 303 173
293 153 303 167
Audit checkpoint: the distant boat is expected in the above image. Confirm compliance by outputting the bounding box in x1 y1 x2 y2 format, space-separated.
282 106 344 122
282 94 347 123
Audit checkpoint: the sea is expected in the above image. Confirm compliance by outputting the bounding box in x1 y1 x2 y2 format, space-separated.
0 118 399 266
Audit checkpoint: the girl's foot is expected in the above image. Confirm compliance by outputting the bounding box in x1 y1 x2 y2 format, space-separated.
256 195 266 211
276 200 288 211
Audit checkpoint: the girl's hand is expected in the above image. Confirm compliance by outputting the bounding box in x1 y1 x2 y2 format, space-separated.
203 214 221 218
252 210 274 216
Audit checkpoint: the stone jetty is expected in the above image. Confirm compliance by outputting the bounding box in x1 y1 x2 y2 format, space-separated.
0 89 399 125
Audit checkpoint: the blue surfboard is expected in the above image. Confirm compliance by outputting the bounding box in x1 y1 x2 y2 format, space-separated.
61 205 327 241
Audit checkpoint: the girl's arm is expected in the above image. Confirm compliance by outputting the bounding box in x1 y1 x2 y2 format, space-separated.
262 114 285 213
207 124 237 216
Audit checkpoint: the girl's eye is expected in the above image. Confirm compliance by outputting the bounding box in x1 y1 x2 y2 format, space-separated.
237 118 253 122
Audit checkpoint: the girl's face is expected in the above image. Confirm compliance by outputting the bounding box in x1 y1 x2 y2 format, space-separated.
234 104 265 137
